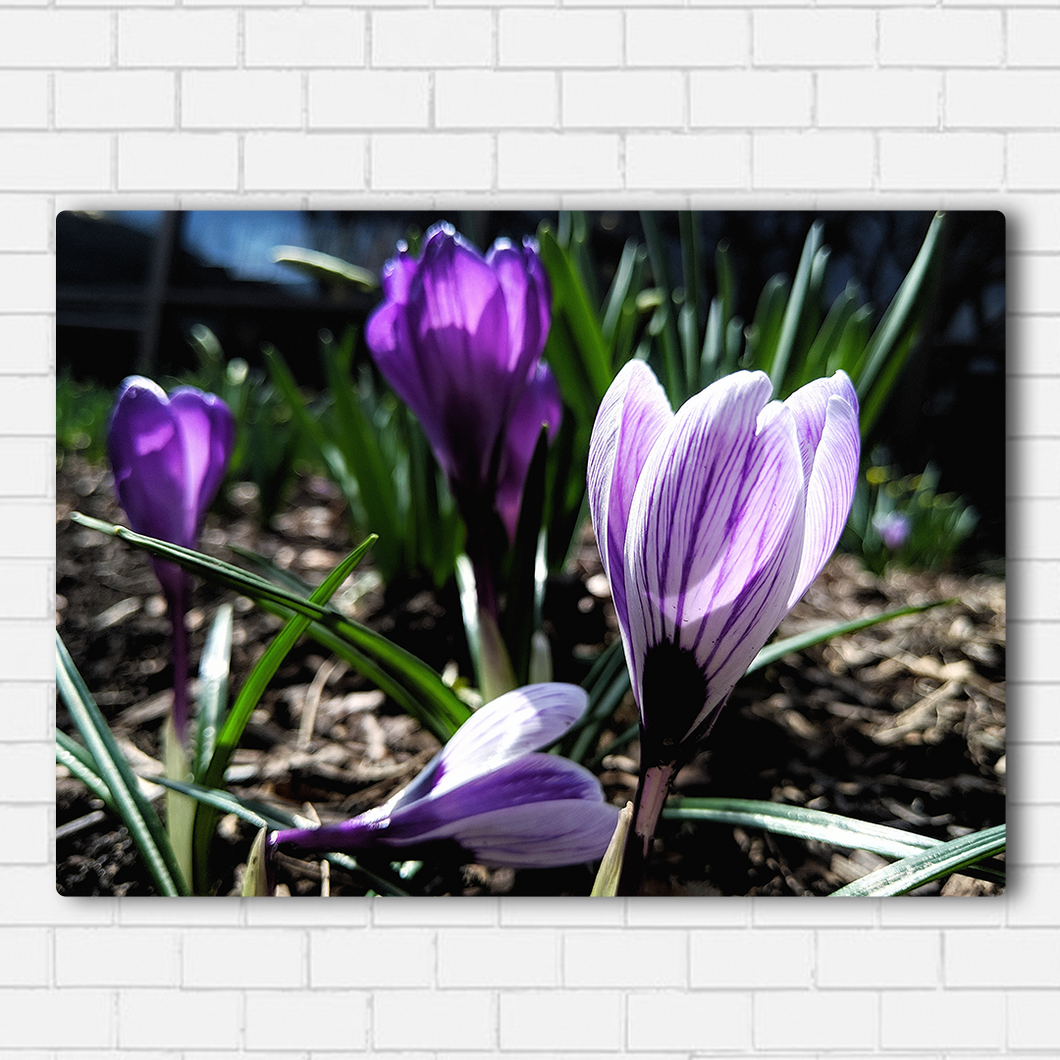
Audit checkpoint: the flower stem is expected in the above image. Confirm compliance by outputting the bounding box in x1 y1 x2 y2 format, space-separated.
616 760 678 896
167 582 189 744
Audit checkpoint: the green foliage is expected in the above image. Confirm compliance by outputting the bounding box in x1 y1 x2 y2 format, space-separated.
639 211 949 433
844 450 979 574
187 325 303 523
665 799 1005 895
830 824 1005 897
70 513 472 744
57 633 190 896
56 371 113 465
265 331 463 587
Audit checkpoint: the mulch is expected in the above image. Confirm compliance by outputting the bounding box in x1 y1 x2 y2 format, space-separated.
55 455 1005 897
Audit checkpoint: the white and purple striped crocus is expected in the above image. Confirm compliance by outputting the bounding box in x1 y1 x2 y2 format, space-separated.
365 223 560 615
588 362 860 888
269 683 619 870
108 376 235 740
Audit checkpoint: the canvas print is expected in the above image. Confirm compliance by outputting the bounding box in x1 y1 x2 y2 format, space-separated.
56 210 1005 897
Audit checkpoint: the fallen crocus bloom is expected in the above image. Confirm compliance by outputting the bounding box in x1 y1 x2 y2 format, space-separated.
269 683 619 870
108 376 235 739
588 362 860 887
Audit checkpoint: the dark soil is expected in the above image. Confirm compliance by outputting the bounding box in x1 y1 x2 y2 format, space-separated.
56 455 1005 897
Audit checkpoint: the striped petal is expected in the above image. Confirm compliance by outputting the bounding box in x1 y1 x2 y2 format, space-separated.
431 799 621 868
383 753 610 845
784 372 861 606
391 682 589 808
625 371 806 737
587 360 672 651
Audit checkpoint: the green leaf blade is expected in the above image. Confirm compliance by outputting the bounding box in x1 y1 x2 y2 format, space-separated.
56 633 188 896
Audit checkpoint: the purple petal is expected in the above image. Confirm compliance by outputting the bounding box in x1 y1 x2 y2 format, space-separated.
784 374 860 605
783 370 859 482
385 752 607 840
587 360 672 652
377 753 617 868
379 242 419 304
874 510 910 551
108 376 190 548
364 298 439 455
393 682 589 808
168 387 235 544
487 238 551 376
495 361 562 543
625 371 806 736
438 800 621 868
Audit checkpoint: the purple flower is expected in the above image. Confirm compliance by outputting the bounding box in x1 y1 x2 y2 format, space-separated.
365 223 556 543
588 363 859 888
269 683 619 870
590 363 860 760
873 510 911 551
108 376 235 738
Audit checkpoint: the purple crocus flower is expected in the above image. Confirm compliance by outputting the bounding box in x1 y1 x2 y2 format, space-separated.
269 683 619 871
365 223 557 616
873 510 911 551
588 362 860 888
108 376 235 740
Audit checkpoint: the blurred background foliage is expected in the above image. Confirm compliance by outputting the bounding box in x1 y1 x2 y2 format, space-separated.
57 209 1004 572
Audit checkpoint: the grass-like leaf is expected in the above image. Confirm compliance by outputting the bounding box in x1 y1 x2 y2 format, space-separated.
664 797 941 861
640 212 684 403
270 245 379 291
536 224 611 421
192 603 233 783
747 598 956 674
830 824 1005 897
190 536 387 886
203 536 377 790
56 730 115 809
56 632 189 896
70 513 471 742
503 425 550 686
769 222 823 394
591 801 633 897
856 212 948 434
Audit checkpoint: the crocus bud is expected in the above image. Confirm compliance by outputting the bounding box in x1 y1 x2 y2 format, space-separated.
108 376 235 738
873 510 911 552
269 683 619 871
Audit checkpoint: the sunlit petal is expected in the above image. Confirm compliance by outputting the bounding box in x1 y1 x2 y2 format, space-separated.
587 359 672 644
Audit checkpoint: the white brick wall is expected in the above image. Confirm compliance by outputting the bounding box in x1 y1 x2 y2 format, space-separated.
3 0 1055 1053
